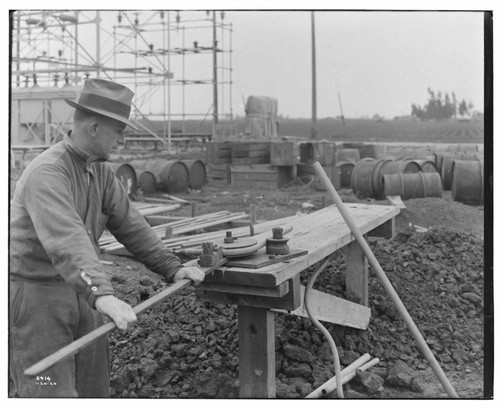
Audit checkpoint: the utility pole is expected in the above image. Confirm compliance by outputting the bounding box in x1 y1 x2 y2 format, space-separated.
311 11 317 139
337 92 345 127
212 11 219 135
96 11 101 78
16 12 21 87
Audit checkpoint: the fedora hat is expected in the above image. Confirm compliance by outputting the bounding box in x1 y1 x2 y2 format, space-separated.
65 79 139 131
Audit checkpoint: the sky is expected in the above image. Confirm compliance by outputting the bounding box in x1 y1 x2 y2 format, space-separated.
229 10 484 119
9 8 485 120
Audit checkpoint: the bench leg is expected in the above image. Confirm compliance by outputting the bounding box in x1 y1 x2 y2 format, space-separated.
346 240 369 306
238 305 276 398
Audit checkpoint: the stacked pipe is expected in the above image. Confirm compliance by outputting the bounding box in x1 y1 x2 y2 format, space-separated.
351 158 423 199
437 152 482 190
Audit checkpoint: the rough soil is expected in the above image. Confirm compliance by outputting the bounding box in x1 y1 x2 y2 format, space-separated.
100 183 485 400
9 150 486 400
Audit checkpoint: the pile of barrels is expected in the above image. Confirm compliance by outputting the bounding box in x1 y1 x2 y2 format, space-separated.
348 149 483 205
109 159 207 197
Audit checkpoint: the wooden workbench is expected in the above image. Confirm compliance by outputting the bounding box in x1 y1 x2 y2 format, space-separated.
192 203 400 398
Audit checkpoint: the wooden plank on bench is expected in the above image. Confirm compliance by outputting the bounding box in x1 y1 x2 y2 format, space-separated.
273 285 371 330
203 204 399 288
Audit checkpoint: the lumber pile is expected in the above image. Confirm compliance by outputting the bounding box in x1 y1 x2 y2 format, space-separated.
205 139 337 189
99 210 250 255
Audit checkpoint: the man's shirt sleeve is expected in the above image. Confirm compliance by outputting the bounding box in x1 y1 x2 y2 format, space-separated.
102 168 184 281
21 165 114 308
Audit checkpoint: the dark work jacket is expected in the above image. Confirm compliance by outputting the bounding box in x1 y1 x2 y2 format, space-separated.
10 134 183 308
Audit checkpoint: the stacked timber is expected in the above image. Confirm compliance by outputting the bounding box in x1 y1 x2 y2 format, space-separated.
230 141 270 165
99 210 250 255
230 165 295 189
205 139 340 189
206 141 232 184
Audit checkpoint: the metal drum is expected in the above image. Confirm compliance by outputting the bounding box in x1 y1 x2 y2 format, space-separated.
382 172 443 200
130 159 189 194
451 159 484 205
108 163 137 197
182 159 207 190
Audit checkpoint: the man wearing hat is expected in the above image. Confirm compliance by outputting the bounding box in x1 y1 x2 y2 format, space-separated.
9 79 205 397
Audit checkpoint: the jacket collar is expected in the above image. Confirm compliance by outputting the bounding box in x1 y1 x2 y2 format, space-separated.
63 131 93 167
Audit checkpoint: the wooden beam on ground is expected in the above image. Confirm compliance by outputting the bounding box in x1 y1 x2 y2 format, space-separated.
272 285 371 330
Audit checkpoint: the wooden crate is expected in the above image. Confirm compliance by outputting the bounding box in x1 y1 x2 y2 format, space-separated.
206 141 232 164
231 165 276 189
230 164 294 189
207 164 231 184
298 141 336 166
231 141 271 164
270 141 298 166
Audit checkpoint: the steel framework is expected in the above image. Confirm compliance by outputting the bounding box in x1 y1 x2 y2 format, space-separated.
11 10 234 148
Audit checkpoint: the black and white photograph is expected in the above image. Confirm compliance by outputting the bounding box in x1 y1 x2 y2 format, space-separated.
6 2 493 403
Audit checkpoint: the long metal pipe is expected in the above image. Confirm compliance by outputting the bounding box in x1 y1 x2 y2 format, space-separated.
24 258 227 377
312 161 459 398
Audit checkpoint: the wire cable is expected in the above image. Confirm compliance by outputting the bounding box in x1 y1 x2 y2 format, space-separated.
304 258 344 398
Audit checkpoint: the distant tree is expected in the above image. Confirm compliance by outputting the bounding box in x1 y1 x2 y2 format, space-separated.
452 92 458 118
458 99 469 116
411 88 469 121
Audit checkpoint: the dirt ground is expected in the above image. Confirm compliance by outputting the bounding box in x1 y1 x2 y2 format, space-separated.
100 179 485 400
8 147 487 400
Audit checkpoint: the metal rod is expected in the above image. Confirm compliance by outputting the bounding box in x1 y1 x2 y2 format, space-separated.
319 358 380 397
24 258 227 377
312 161 459 398
306 353 371 398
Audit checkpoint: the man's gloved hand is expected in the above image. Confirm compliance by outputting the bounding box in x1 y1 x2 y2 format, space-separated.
173 266 205 286
95 294 137 330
